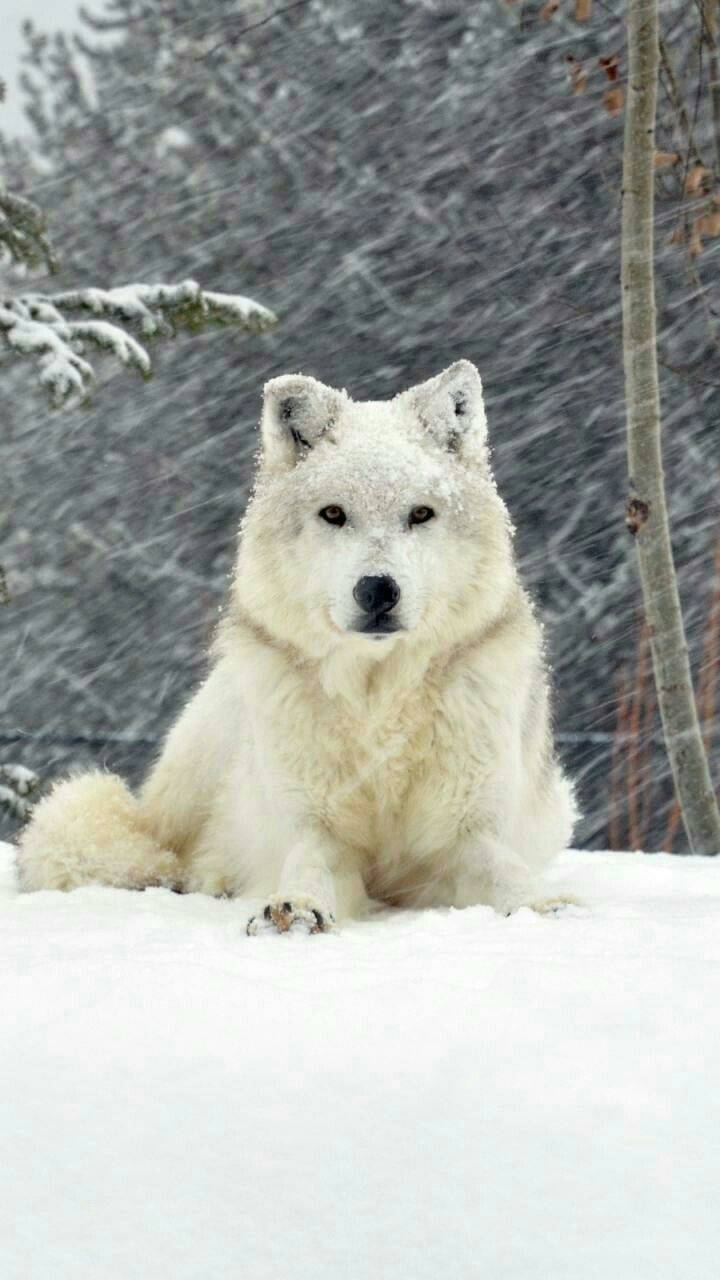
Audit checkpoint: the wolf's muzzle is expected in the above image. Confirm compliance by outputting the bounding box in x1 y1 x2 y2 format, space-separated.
351 575 403 637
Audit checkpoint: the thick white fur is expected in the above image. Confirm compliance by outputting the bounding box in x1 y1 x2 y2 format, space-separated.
17 360 576 928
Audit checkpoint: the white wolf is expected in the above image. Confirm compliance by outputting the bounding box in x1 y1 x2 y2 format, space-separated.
17 361 576 932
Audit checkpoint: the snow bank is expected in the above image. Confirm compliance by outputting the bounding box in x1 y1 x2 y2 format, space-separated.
1 845 718 1279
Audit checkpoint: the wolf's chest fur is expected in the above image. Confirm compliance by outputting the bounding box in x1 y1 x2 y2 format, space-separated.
268 656 482 863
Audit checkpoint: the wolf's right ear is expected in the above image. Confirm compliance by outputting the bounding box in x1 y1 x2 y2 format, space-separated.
260 374 347 469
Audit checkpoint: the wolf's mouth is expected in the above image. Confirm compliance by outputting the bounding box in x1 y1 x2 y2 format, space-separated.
352 613 404 637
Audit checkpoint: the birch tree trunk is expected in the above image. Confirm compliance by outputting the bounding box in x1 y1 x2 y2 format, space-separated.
622 0 720 853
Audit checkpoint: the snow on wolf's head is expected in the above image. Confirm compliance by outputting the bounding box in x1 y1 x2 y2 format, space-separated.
233 361 516 660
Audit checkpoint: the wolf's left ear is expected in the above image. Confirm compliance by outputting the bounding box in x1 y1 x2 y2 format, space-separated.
399 360 487 460
260 373 347 469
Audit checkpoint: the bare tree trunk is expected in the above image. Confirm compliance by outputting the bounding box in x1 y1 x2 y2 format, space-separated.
622 0 720 853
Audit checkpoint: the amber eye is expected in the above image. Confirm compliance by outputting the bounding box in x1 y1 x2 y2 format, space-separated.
408 505 435 526
319 505 347 526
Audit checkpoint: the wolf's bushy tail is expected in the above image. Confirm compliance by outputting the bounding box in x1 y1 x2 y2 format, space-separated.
16 771 179 892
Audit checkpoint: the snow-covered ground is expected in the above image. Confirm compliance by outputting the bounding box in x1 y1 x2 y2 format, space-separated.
1 843 718 1279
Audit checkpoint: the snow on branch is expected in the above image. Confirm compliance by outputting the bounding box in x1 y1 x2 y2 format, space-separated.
45 280 278 338
0 764 39 823
0 186 58 273
0 280 278 408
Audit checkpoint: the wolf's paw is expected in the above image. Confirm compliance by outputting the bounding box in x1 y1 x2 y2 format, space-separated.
527 894 582 917
246 896 336 937
497 890 582 917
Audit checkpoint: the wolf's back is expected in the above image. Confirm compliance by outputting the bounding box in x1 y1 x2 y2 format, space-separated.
16 771 179 892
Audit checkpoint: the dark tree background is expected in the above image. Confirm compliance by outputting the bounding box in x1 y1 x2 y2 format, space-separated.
1 0 718 849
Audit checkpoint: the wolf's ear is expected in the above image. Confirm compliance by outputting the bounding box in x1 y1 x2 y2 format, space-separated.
400 360 487 460
260 374 347 468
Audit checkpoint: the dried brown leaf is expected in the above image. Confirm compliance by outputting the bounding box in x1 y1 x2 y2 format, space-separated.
602 85 624 117
574 0 592 19
599 54 620 82
695 211 720 237
653 151 680 169
689 223 703 257
539 0 559 19
684 164 711 195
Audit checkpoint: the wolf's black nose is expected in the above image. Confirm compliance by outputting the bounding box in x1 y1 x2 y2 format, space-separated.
353 575 401 616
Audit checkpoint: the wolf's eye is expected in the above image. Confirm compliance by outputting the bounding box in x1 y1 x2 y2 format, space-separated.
319 505 347 527
408 506 435 527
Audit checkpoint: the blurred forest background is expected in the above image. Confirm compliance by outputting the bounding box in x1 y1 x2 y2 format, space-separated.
1 0 718 851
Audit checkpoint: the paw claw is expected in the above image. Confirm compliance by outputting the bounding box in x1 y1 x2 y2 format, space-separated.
247 897 336 937
310 908 336 934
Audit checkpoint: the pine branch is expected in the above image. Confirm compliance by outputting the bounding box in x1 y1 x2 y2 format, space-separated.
201 0 315 59
0 186 58 272
0 764 39 822
0 281 278 408
46 280 278 338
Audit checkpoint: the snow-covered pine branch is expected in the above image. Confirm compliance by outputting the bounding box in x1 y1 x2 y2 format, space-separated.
0 281 278 408
0 764 39 822
0 186 57 273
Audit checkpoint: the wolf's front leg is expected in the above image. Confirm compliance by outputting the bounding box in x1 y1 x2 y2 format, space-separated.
247 833 367 936
454 833 568 916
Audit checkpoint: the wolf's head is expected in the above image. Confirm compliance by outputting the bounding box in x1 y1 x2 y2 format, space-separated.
233 361 516 660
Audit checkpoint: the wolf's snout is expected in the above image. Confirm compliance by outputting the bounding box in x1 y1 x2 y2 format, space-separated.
353 575 401 616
